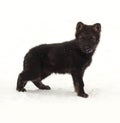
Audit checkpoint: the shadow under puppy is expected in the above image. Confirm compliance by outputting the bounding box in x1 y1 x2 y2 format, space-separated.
17 22 101 98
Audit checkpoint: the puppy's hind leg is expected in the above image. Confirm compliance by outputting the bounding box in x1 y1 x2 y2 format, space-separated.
32 73 51 90
16 71 28 92
16 70 40 92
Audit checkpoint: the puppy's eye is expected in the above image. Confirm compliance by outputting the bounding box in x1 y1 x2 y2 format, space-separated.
79 36 83 39
92 36 96 40
91 36 96 41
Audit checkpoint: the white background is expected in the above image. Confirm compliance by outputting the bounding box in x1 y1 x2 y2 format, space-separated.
0 0 120 123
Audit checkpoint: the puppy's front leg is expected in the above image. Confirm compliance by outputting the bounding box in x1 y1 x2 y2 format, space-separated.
71 71 88 98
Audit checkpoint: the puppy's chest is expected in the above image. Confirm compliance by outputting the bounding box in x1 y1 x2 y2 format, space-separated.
72 54 92 69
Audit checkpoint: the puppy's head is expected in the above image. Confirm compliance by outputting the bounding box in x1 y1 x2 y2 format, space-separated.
75 22 101 54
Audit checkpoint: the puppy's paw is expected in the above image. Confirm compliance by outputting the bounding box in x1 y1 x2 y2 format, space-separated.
78 93 89 98
17 88 26 92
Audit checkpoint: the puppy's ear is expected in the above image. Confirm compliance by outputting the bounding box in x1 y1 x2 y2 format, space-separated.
76 22 84 31
93 23 101 32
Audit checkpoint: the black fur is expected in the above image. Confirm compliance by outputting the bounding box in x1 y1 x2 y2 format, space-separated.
17 22 101 98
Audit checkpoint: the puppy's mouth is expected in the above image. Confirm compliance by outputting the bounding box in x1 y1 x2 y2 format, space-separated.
81 47 94 54
85 49 94 53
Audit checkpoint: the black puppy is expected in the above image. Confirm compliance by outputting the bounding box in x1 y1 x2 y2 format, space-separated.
17 22 101 98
